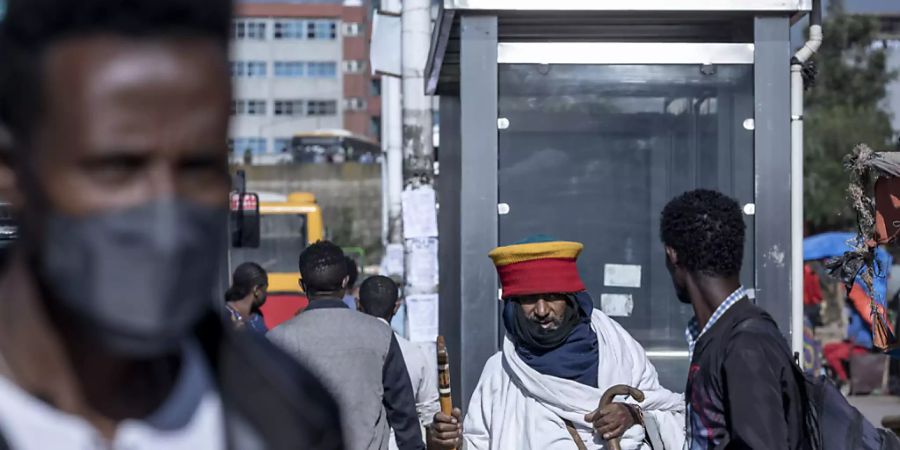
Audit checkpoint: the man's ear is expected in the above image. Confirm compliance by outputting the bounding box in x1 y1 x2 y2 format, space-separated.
0 124 23 210
341 275 349 290
665 246 678 266
392 299 401 315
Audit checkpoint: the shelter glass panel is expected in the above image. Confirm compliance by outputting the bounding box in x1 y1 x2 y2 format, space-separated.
497 63 755 390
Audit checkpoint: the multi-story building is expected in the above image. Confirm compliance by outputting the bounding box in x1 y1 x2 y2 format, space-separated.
230 0 380 160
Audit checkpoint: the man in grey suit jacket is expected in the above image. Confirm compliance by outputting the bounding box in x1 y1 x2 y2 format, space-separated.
269 241 423 450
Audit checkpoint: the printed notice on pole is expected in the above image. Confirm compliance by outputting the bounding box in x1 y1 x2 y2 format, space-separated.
407 294 439 343
406 238 439 287
402 187 438 239
382 243 405 278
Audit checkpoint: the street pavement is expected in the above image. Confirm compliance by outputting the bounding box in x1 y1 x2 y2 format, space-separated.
847 395 900 427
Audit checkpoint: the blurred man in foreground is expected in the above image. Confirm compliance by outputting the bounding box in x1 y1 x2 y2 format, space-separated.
0 0 342 447
358 275 440 449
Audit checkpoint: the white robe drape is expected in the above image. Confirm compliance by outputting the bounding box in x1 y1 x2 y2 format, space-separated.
462 310 686 450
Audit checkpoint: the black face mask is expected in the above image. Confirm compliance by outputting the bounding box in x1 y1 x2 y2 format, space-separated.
504 297 581 352
35 199 226 357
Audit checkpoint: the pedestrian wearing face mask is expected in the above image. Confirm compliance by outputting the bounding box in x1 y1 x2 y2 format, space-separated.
0 0 343 448
225 262 269 335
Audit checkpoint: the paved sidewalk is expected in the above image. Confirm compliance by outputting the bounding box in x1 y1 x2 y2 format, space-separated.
847 395 900 427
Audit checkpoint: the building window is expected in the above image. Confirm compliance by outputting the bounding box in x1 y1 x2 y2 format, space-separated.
344 97 367 111
273 19 305 39
343 22 363 37
370 78 382 96
308 100 337 116
308 20 337 40
274 61 305 78
370 117 382 141
233 20 266 40
273 100 337 116
273 19 336 40
246 100 266 115
274 100 306 116
231 61 267 78
343 60 365 74
307 62 338 78
273 138 292 153
228 138 267 154
231 99 267 116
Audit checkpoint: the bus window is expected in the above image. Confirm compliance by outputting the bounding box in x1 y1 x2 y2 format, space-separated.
231 213 307 273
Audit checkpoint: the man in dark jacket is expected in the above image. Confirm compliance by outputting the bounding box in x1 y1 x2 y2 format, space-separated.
0 0 342 447
660 189 804 449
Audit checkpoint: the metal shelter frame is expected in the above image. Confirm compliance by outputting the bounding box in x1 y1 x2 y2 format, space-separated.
429 0 810 411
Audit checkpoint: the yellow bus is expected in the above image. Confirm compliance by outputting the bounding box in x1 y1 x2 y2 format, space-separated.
229 192 323 327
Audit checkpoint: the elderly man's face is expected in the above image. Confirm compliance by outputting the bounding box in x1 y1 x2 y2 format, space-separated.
517 294 569 330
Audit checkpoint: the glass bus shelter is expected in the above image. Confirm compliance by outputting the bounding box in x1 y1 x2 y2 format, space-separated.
428 0 811 410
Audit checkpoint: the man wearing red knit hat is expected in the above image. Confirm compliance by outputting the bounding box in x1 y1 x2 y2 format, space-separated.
428 236 685 450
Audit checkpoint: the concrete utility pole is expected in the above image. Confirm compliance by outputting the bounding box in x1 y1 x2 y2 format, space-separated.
401 0 434 185
399 0 437 347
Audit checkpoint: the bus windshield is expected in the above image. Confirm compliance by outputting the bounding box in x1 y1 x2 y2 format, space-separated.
231 213 307 274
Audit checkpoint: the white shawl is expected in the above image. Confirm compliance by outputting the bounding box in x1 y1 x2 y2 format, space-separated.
462 310 685 450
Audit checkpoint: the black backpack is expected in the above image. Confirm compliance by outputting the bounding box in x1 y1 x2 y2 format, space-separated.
737 318 900 450
797 371 900 450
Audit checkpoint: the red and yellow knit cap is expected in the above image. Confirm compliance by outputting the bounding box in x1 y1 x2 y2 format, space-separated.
489 235 586 298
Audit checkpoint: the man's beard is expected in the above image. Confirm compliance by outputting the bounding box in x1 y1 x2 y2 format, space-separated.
504 297 581 353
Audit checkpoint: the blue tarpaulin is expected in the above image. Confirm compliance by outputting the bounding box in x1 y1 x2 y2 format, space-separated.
803 231 893 304
804 232 895 351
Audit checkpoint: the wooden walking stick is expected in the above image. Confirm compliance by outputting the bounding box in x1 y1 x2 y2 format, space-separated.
599 384 645 450
436 335 457 450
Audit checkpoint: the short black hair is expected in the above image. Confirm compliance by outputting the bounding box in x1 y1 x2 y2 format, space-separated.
358 276 399 321
345 256 359 288
298 241 348 294
660 189 746 277
225 262 268 303
0 0 233 145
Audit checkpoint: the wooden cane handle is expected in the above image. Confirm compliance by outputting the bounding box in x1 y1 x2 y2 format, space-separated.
599 384 645 450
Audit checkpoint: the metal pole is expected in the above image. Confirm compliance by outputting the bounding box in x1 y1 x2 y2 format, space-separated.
790 0 822 360
385 75 404 243
379 0 404 245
